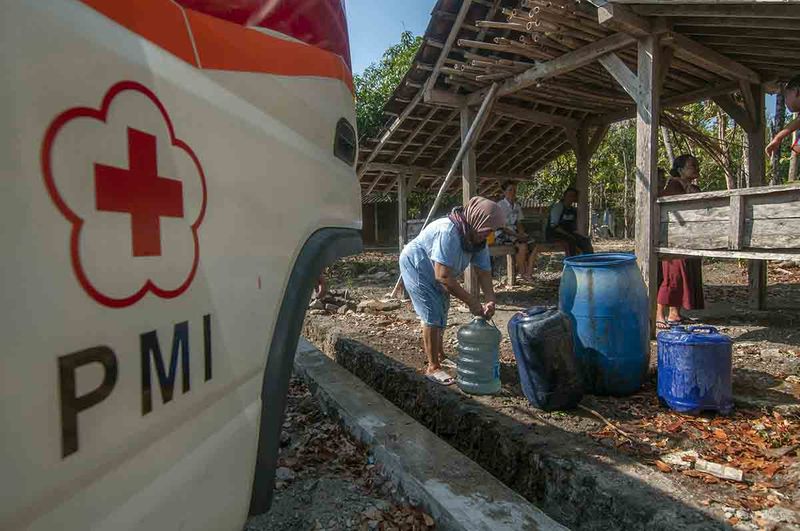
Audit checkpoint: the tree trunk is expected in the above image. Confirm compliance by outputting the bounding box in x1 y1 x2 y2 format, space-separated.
622 149 630 239
771 92 787 185
717 110 736 189
661 126 675 166
742 133 751 187
789 118 799 181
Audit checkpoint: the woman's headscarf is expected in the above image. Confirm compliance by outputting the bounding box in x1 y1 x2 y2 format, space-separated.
448 196 506 252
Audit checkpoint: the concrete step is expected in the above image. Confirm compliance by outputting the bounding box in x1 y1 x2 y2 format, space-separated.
295 338 566 531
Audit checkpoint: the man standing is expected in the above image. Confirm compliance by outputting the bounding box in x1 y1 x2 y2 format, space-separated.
546 187 594 256
495 181 532 280
766 75 800 157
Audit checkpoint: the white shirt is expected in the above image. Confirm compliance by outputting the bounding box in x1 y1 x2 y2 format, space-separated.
497 197 523 230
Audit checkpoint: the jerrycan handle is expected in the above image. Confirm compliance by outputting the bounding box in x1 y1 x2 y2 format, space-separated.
688 325 718 334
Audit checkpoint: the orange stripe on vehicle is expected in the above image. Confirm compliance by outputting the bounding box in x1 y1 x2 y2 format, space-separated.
79 0 199 66
185 9 354 94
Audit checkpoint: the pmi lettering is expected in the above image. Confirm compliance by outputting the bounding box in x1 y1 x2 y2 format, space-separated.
58 314 212 458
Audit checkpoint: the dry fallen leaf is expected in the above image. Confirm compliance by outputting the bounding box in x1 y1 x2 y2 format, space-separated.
763 463 782 478
728 517 740 525
655 460 672 473
423 513 435 527
712 429 728 440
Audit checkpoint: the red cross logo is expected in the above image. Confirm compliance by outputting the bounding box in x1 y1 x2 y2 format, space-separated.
41 81 207 308
95 128 184 257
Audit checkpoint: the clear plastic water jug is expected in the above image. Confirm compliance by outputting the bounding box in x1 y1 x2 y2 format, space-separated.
456 317 501 395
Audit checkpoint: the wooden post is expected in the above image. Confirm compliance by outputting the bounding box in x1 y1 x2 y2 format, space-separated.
575 128 591 236
789 113 799 182
461 107 480 298
745 84 767 310
635 35 662 327
374 201 379 244
398 174 408 252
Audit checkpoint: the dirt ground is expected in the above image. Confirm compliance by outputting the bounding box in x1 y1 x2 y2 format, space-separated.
309 240 800 530
244 378 435 531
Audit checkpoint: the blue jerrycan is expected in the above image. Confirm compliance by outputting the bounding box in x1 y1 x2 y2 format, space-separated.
657 325 733 415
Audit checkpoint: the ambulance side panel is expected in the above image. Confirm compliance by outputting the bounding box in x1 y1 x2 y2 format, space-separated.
0 1 361 529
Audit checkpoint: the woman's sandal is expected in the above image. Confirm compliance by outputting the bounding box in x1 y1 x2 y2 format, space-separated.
440 358 457 369
426 370 455 386
656 320 671 330
667 318 693 326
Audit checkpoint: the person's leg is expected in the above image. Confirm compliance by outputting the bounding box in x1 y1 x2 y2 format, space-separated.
656 303 669 329
525 245 538 277
515 242 528 278
435 327 446 364
422 325 440 373
658 259 685 323
565 236 578 257
575 234 594 254
657 260 677 326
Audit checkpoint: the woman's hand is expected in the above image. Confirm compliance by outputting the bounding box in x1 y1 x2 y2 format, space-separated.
766 134 786 157
468 299 484 317
482 301 496 319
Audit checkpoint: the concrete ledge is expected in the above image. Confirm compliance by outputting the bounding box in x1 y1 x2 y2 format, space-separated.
295 338 566 531
303 319 728 530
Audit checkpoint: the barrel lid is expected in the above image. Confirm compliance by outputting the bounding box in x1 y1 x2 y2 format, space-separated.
657 325 732 344
563 253 636 268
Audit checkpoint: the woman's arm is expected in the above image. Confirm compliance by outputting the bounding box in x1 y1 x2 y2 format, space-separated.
766 115 800 157
477 268 496 318
434 261 482 315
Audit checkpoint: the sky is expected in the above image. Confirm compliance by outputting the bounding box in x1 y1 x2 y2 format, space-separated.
345 0 436 75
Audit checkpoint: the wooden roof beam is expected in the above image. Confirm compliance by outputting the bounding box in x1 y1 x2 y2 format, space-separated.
423 0 474 103
713 93 754 132
468 32 637 104
598 53 639 103
365 171 385 195
632 5 800 19
408 108 460 164
667 31 760 85
390 107 438 163
357 89 424 179
590 2 653 37
492 102 581 130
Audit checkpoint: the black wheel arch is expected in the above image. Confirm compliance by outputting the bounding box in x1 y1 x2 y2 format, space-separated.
248 227 362 515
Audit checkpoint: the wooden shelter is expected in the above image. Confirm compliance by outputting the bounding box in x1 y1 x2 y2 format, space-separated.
356 0 800 309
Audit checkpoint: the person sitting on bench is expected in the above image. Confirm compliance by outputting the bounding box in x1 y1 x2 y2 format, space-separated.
546 187 593 256
495 181 532 280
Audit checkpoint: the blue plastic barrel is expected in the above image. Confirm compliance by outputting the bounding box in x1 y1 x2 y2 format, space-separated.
657 326 733 415
558 253 649 395
508 306 583 410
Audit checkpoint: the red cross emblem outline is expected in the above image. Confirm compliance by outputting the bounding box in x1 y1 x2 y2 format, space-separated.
41 81 207 308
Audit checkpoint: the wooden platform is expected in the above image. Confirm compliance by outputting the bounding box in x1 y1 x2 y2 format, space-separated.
657 183 800 262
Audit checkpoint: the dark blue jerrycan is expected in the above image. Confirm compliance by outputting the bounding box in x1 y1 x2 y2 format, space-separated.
657 326 733 415
559 253 650 396
508 307 583 410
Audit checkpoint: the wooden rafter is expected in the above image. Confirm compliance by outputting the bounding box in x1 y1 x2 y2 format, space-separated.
423 0 474 102
468 32 637 104
668 31 760 84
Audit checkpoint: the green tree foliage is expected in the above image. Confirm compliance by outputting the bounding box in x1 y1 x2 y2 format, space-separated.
354 31 423 141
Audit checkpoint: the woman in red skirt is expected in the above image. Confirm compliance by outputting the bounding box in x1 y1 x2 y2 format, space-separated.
656 154 705 329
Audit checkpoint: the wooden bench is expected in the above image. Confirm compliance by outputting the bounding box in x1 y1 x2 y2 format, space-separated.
488 211 572 286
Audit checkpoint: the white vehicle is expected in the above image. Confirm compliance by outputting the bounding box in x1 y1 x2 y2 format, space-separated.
0 1 361 529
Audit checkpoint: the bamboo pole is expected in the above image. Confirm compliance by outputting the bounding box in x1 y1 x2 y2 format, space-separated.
389 83 500 298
